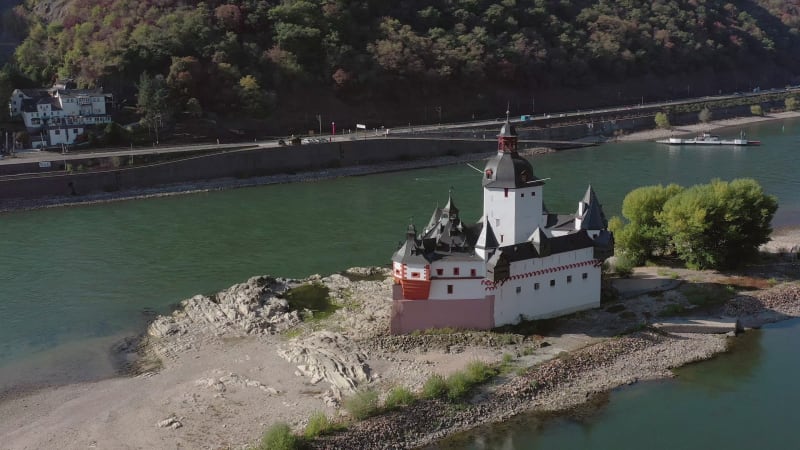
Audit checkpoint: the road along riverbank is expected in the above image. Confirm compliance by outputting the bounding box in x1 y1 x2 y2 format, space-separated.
1 231 799 449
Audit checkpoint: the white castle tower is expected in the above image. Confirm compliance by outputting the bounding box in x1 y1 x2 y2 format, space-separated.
476 118 544 258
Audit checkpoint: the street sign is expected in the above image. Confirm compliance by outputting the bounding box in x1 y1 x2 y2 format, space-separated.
356 123 366 129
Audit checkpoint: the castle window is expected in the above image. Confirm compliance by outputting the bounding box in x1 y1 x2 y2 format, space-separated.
500 235 504 243
534 283 540 290
550 279 555 287
470 269 477 277
436 268 443 276
453 267 460 276
532 192 536 196
520 193 524 197
516 286 521 294
582 272 588 279
567 275 572 283
447 284 453 294
504 188 509 198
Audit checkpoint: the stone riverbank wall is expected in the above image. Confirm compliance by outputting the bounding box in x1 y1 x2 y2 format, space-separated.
0 138 493 201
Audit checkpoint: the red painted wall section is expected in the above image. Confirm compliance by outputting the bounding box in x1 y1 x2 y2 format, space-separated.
390 296 495 334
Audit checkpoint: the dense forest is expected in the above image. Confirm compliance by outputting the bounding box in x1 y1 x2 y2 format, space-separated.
2 0 800 132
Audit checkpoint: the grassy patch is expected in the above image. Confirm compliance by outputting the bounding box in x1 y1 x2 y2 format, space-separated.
283 283 338 321
343 388 380 420
445 361 499 401
304 411 344 439
410 327 462 336
659 303 686 317
422 374 448 399
680 283 737 308
384 386 416 410
258 423 299 450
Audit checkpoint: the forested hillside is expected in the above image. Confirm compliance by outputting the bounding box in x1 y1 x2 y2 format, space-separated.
2 0 800 131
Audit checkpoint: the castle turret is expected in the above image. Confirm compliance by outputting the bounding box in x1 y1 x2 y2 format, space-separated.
391 224 431 300
481 119 544 249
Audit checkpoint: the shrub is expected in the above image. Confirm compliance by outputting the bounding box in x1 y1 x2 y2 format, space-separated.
446 371 472 400
614 254 636 278
464 360 497 384
384 386 415 409
343 388 379 420
422 374 448 399
259 422 298 450
284 283 337 321
304 411 341 439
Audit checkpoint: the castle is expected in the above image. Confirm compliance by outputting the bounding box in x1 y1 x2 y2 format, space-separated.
390 119 613 334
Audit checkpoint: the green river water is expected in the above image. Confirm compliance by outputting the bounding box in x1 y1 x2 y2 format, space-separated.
1 119 799 447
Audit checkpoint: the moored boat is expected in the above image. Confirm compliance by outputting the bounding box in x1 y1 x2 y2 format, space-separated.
657 132 760 146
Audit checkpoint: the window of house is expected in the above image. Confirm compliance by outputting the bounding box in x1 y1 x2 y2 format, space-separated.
582 273 588 280
550 279 555 287
73 129 79 133
534 283 540 290
500 235 504 243
470 269 477 277
436 268 443 276
453 267 460 276
447 284 453 294
504 188 509 198
567 275 572 283
54 129 60 135
520 193 524 197
516 286 521 293
532 192 536 196
411 272 420 278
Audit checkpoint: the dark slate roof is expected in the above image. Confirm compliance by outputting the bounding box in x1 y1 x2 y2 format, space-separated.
482 152 544 189
478 220 499 249
392 224 429 265
578 185 608 230
421 192 470 251
497 230 595 263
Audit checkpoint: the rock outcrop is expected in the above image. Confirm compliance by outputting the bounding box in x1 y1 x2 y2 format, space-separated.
148 275 301 339
278 331 372 399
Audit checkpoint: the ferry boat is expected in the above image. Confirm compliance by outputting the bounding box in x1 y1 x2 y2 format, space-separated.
657 132 760 146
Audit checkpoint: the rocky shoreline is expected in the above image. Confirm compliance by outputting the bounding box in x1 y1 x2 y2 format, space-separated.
1 253 799 449
129 261 800 449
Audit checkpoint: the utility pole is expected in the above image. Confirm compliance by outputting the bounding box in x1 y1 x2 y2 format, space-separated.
317 114 322 135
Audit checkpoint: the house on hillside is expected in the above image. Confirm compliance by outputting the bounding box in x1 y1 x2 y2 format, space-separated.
390 117 614 334
8 79 113 149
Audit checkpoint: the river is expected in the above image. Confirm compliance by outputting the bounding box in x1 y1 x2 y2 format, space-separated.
1 118 799 434
438 318 800 450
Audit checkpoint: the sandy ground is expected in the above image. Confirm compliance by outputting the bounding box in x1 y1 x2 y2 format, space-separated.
1 226 799 450
615 110 800 142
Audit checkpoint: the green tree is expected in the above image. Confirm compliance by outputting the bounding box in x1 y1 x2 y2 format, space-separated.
659 179 776 269
136 73 170 141
750 104 763 116
610 184 683 265
785 96 798 111
654 111 670 129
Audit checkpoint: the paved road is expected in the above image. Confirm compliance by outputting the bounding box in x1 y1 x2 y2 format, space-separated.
2 86 796 168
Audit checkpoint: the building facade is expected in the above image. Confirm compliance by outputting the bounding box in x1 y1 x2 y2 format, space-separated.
390 119 614 334
8 80 113 149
